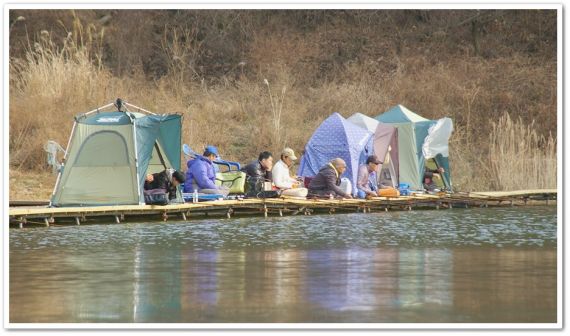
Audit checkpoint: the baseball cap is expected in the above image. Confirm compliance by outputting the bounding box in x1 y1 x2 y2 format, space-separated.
204 145 219 157
282 148 298 160
366 155 382 165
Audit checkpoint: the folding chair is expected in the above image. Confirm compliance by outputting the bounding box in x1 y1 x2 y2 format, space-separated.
182 144 245 194
182 144 241 172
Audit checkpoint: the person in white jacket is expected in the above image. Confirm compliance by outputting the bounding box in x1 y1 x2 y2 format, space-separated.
272 148 308 198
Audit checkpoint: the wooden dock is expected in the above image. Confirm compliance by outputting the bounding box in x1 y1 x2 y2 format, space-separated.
8 189 557 228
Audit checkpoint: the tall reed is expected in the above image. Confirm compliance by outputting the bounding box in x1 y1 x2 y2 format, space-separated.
489 113 556 190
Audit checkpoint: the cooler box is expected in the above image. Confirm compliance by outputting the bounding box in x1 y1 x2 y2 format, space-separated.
398 183 411 196
215 171 246 194
183 193 224 202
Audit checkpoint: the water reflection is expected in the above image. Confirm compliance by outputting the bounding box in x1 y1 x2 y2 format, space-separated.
452 248 557 322
132 244 182 322
10 246 556 323
10 206 557 323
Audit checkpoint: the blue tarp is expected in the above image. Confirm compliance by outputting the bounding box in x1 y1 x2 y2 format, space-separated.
297 113 373 195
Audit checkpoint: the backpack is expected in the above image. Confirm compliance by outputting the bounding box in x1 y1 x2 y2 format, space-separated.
144 188 170 205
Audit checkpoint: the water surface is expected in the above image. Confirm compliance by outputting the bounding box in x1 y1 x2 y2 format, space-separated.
10 206 557 323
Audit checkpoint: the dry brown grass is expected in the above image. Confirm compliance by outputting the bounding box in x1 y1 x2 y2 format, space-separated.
489 113 556 190
8 13 557 198
9 170 56 200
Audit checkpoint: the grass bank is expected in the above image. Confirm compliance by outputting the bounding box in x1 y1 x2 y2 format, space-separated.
9 10 557 199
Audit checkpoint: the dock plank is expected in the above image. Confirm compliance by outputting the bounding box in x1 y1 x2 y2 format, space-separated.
8 189 557 226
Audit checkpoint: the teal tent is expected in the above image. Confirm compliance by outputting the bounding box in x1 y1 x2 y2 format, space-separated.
50 101 183 206
375 105 453 191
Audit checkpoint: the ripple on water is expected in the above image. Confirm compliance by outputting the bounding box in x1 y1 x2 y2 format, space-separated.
9 206 557 251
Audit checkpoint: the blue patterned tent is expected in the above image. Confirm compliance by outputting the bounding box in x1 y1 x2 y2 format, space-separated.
297 113 374 195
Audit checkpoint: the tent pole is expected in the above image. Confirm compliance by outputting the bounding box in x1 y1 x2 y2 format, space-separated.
124 102 157 115
78 102 115 118
132 119 144 205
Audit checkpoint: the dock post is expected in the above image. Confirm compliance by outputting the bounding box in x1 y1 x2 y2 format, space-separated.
292 207 304 216
181 212 187 221
279 209 283 217
226 208 233 219
263 204 268 218
115 215 121 224
44 218 50 227
510 199 514 207
162 212 168 222
75 217 81 226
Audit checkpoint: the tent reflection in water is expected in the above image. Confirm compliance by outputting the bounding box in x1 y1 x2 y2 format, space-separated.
50 101 183 207
375 105 453 191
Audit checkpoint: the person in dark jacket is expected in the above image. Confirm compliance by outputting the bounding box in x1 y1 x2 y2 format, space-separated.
242 151 273 197
423 166 445 191
144 168 185 200
308 158 353 199
183 145 230 196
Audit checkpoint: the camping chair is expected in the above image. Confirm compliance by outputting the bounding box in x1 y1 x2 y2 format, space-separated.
182 144 241 172
182 144 245 195
44 140 66 174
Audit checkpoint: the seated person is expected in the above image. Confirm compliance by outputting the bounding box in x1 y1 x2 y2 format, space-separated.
144 168 185 200
242 151 274 197
184 145 230 196
356 155 381 199
272 148 308 198
424 166 445 191
357 155 400 198
307 158 353 199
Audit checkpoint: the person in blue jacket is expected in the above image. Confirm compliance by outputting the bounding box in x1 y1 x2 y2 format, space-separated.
184 145 230 196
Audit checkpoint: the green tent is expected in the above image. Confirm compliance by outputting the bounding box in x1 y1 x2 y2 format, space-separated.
375 105 453 191
50 103 183 206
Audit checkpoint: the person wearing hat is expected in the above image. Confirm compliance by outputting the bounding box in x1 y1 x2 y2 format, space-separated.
357 155 400 198
356 155 383 199
183 145 230 196
272 148 308 198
